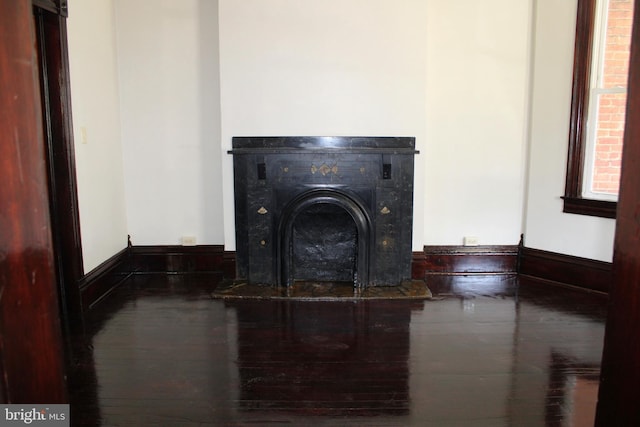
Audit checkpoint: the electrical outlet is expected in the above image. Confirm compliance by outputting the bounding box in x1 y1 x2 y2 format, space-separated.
80 126 88 144
181 236 196 246
463 236 479 246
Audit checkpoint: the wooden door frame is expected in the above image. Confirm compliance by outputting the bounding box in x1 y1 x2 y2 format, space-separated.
595 0 640 424
33 0 85 334
0 0 68 403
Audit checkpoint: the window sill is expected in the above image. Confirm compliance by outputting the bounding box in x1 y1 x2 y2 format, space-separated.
562 196 617 219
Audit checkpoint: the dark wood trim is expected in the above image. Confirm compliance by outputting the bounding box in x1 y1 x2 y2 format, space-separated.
130 245 232 275
222 251 237 280
563 0 618 218
518 247 612 293
78 248 131 311
84 244 614 305
32 0 57 13
411 251 428 280
33 4 84 333
0 0 67 402
412 245 519 278
596 0 640 423
562 196 617 218
565 0 596 201
78 246 236 311
414 245 612 294
32 0 67 17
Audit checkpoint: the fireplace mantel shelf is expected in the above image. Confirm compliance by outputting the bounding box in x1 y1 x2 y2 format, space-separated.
229 136 418 154
228 147 419 155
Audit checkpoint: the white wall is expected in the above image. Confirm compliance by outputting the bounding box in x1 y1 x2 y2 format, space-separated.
114 0 224 246
218 0 429 251
523 0 616 262
219 0 531 251
67 0 128 271
69 0 616 265
424 0 532 246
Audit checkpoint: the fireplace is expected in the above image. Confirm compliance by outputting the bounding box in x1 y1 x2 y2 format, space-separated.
229 136 418 288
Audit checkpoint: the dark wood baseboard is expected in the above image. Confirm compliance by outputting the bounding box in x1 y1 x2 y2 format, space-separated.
518 247 612 293
414 245 611 293
129 245 232 274
78 247 132 311
79 244 611 312
222 251 237 280
79 245 236 311
412 245 519 278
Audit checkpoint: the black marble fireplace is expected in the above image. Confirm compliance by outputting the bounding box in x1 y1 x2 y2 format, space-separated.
229 136 418 288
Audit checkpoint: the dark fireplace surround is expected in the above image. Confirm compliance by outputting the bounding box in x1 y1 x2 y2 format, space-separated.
229 136 418 288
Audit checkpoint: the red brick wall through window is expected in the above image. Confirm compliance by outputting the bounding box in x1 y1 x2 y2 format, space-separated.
592 0 633 195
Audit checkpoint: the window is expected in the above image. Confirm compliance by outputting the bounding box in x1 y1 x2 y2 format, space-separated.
564 0 634 218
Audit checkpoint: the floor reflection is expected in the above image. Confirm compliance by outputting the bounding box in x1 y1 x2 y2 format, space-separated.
546 352 600 427
69 274 608 426
227 299 425 416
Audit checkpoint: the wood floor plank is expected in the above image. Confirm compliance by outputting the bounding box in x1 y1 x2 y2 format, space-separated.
69 274 606 426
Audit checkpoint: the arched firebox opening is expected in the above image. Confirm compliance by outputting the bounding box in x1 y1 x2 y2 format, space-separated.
278 189 372 288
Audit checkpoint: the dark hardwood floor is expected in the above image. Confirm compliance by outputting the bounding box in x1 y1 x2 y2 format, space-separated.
69 274 607 426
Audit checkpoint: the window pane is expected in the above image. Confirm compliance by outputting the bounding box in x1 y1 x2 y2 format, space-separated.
583 0 633 200
602 0 633 90
589 92 626 197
